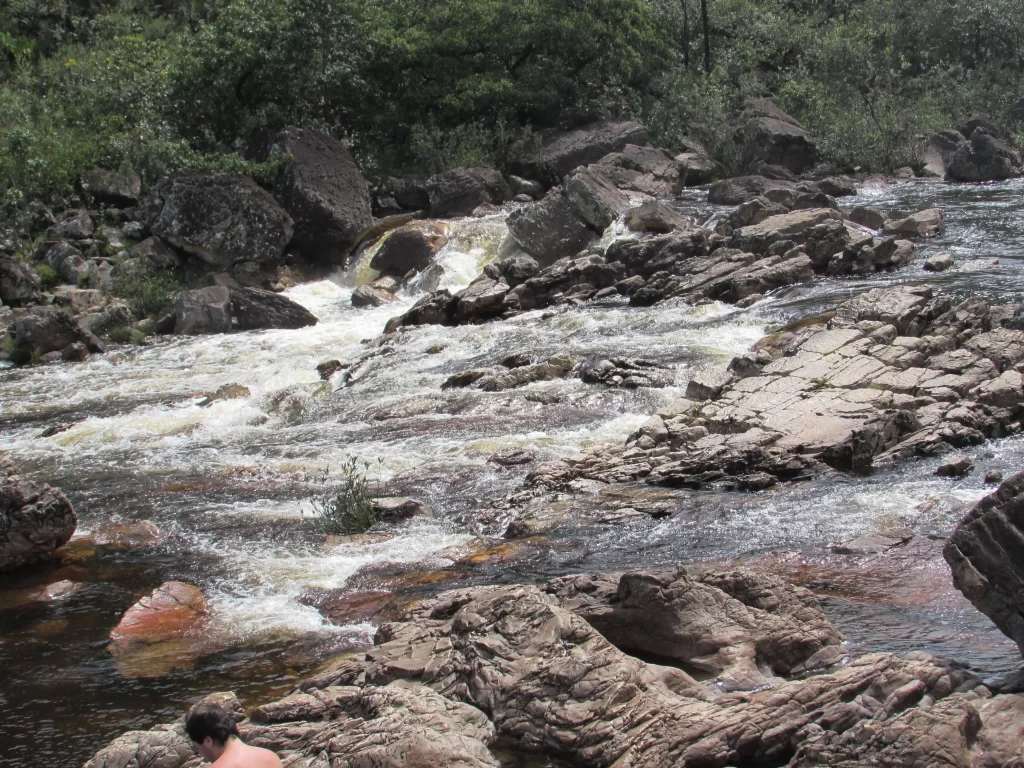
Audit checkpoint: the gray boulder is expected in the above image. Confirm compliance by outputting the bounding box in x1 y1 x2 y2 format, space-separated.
230 287 318 331
944 471 1024 656
426 167 508 217
0 256 41 306
594 144 685 197
707 175 798 205
352 284 399 308
625 201 695 233
174 285 317 334
507 167 629 266
50 210 94 240
174 286 232 335
12 306 105 357
921 130 967 178
371 175 431 216
676 152 720 186
256 127 372 263
1 458 78 571
144 172 293 269
130 237 180 269
45 241 90 284
745 99 818 174
369 222 451 274
79 167 141 207
947 128 1023 181
517 120 649 186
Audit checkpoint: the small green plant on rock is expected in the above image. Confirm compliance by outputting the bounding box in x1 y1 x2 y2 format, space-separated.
309 457 380 535
34 262 58 292
108 265 182 319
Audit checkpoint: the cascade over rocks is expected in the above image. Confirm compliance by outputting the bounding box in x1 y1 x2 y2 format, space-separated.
944 471 1024 657
253 127 372 264
512 284 1024 493
142 172 294 271
516 120 649 186
1 458 77 571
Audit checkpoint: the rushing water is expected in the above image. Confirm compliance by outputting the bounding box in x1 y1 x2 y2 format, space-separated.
2 179 1024 768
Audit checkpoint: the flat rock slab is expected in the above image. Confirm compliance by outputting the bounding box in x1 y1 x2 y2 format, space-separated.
514 284 1024 493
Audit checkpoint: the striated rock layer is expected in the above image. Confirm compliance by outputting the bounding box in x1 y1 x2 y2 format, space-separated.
945 471 1024 657
516 284 1024 495
85 570 1024 768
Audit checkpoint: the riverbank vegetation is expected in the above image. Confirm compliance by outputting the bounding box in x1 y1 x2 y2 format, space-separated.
1 0 1022 215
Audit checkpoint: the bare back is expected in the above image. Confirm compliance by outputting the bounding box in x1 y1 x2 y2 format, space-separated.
211 738 283 768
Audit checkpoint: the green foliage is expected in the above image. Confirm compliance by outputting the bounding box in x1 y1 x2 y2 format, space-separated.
2 0 1024 206
107 264 182 319
34 262 58 291
309 458 380 536
108 325 132 343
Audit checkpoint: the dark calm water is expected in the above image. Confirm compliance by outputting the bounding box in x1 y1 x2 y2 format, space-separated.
2 178 1023 768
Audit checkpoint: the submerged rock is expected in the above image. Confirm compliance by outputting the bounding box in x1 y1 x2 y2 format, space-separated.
0 458 77 572
108 581 215 678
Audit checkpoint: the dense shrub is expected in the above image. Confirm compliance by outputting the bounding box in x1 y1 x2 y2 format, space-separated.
107 265 182 319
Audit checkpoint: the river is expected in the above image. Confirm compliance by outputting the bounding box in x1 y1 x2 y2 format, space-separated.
1 177 1022 767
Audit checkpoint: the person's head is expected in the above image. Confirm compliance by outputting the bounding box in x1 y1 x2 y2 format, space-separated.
186 702 239 761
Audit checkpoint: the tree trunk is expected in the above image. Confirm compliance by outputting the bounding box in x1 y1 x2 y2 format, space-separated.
682 0 690 70
701 0 711 73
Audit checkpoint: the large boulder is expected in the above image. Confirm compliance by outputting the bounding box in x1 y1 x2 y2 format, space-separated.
517 120 649 186
229 287 318 331
369 221 452 274
921 130 967 178
174 286 232 335
79 167 141 207
0 458 77 571
745 99 818 174
944 471 1024 657
371 175 431 216
254 127 372 264
12 306 105 357
676 152 720 186
45 240 91 284
174 285 317 334
507 167 629 266
593 144 685 197
0 256 41 306
425 167 508 218
947 128 1023 181
143 172 294 269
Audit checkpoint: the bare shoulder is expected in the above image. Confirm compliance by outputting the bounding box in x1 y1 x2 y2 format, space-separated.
215 742 282 768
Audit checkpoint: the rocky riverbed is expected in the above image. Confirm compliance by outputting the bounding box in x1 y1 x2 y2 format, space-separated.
4 170 1024 767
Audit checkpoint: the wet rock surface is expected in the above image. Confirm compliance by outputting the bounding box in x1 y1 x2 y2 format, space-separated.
945 471 1024 657
88 576 1024 768
512 284 1024 492
0 458 77 571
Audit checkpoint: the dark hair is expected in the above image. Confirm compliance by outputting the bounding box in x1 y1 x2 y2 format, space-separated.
185 703 240 746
